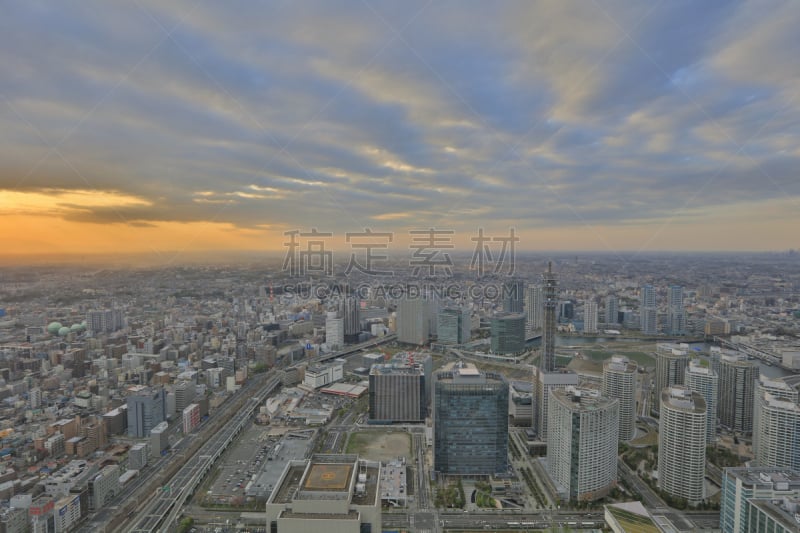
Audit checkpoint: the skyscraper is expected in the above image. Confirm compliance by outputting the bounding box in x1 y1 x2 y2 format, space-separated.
434 364 509 475
437 307 470 345
126 386 166 438
502 279 524 314
541 262 558 373
684 358 719 444
325 311 344 351
396 296 430 346
658 385 707 504
605 294 619 325
490 313 526 355
369 363 426 423
639 284 657 335
547 387 619 502
583 300 598 334
753 375 800 470
603 356 637 441
718 352 759 434
341 296 361 342
653 343 689 414
667 285 686 335
525 284 543 332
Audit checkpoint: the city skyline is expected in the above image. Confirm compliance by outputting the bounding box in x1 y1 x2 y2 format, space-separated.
2 1 800 259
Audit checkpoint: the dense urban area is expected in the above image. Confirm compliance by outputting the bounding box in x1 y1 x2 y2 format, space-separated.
1 252 799 533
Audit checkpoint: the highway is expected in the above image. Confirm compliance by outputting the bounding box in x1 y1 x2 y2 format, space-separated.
384 510 605 530
125 375 281 532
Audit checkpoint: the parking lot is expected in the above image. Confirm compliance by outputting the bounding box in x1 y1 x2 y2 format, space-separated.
204 424 313 505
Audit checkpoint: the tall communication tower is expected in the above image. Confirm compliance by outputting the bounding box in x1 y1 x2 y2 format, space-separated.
541 262 558 372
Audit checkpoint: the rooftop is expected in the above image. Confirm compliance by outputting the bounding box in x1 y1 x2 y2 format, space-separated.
303 463 352 491
662 386 705 413
724 467 800 487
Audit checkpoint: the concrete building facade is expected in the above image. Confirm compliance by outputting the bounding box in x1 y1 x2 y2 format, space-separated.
602 356 637 441
547 387 619 502
718 352 759 434
684 358 719 444
658 386 707 504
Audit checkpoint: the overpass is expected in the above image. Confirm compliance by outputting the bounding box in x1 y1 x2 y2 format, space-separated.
304 334 396 365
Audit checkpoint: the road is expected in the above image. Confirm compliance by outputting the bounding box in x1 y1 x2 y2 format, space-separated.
124 375 281 532
617 458 666 509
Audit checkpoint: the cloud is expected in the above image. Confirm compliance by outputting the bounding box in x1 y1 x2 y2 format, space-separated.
1 0 799 253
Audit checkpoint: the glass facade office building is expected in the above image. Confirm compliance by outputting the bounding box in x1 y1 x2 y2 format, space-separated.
434 365 509 475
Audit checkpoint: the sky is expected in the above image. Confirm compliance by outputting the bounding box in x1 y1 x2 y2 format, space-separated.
1 0 799 261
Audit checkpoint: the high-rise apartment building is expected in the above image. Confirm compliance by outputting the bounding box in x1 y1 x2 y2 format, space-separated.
684 358 719 444
434 364 508 475
640 284 657 335
525 285 543 332
85 308 125 334
718 352 759 434
667 285 686 335
547 387 619 502
490 313 526 355
605 294 619 325
583 300 598 334
654 343 689 414
753 375 800 470
602 356 637 441
533 368 579 440
658 385 706 504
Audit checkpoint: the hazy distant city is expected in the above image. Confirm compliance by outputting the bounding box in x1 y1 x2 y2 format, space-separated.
0 252 798 532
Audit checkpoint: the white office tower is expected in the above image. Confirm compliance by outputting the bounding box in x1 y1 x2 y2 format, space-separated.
602 356 637 441
753 375 800 470
684 359 719 444
396 296 430 346
639 284 657 335
658 386 707 504
718 352 759 435
583 300 598 334
525 284 543 332
547 387 619 502
325 311 344 351
654 343 689 414
605 294 619 325
667 285 686 335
